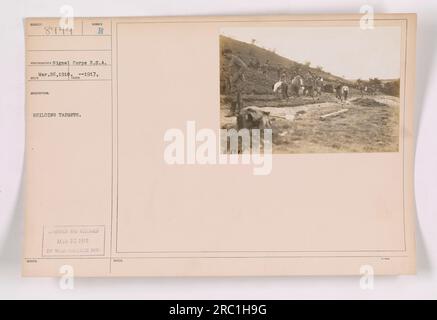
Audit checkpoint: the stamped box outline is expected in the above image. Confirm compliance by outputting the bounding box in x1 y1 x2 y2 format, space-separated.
42 225 106 257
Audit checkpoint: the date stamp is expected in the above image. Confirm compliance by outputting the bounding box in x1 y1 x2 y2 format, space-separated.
42 225 105 257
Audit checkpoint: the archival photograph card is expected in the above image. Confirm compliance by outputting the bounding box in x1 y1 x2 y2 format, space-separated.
23 14 416 276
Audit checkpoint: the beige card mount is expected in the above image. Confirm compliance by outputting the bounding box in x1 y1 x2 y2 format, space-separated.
23 14 416 276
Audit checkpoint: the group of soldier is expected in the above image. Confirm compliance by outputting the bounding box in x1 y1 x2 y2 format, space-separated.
221 48 350 117
274 72 324 100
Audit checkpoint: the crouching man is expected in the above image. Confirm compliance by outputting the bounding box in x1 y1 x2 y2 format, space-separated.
237 106 272 130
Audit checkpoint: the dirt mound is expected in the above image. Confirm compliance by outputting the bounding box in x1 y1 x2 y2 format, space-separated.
351 98 387 107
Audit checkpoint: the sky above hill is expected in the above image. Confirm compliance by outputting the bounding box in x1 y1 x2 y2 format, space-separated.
221 26 401 80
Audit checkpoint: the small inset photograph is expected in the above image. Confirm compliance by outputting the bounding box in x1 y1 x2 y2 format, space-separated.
220 26 402 153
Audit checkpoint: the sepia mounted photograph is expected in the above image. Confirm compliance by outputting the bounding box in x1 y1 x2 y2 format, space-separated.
220 26 402 153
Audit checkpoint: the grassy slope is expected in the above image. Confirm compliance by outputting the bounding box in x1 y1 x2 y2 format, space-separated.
220 35 349 95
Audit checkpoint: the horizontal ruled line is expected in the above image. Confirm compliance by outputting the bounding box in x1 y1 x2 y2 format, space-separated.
27 79 111 82
27 49 111 52
27 34 111 37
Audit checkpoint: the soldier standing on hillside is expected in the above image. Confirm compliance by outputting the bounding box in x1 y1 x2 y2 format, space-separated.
315 77 323 96
335 83 343 100
279 71 289 99
222 48 248 117
304 72 315 97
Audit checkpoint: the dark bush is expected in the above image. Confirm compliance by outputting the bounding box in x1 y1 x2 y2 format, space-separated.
381 79 400 97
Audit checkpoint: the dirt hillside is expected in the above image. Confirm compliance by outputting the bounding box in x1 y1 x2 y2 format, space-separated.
220 35 350 95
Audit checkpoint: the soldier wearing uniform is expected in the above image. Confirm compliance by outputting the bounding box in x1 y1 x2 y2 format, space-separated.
222 48 248 116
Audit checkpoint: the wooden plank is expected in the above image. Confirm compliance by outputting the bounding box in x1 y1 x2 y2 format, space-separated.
320 108 348 120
